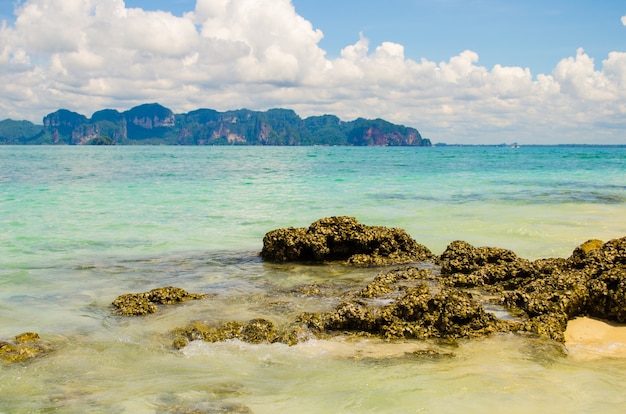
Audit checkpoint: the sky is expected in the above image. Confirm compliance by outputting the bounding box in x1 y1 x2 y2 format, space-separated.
1 0 625 144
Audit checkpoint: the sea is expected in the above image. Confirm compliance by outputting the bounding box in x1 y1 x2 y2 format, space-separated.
1 145 626 413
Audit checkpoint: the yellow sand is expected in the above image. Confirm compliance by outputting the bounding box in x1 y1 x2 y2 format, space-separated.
565 317 626 359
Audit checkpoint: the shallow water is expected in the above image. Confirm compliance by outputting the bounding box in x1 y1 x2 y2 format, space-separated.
1 145 626 412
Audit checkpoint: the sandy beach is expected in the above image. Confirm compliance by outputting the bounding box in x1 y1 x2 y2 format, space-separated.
565 317 626 359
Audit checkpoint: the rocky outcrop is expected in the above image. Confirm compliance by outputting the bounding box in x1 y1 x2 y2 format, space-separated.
177 230 626 347
43 109 88 130
260 236 626 344
168 266 503 348
438 236 626 341
43 109 88 143
347 118 426 146
112 286 207 316
107 220 626 349
260 216 433 265
438 240 536 288
71 123 99 145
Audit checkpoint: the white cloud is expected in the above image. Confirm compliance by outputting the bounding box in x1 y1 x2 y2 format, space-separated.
0 0 625 144
553 48 614 101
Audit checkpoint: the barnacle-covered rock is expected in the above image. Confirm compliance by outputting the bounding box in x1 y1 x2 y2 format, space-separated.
171 235 626 350
172 318 277 348
438 240 533 287
379 286 502 340
436 236 626 341
568 239 605 269
516 312 569 342
112 293 158 316
112 286 206 316
297 267 502 341
358 267 431 298
568 237 626 273
501 270 590 318
261 216 433 265
0 332 51 363
586 265 626 323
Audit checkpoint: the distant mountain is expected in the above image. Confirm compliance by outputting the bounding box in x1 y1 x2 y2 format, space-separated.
0 119 45 144
0 104 431 146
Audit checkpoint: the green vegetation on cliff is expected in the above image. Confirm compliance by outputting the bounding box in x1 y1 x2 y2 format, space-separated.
0 119 43 144
0 104 431 146
86 136 115 145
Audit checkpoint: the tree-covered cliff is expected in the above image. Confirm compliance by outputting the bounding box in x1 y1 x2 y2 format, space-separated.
0 104 431 146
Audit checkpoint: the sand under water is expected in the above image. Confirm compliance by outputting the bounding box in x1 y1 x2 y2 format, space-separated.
565 317 626 360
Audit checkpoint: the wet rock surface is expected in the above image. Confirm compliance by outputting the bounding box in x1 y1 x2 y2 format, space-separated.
0 332 52 363
439 236 626 341
172 318 278 349
305 235 625 343
7 218 624 368
438 240 536 288
260 216 433 265
93 218 624 350
291 265 516 342
300 283 504 341
112 286 207 316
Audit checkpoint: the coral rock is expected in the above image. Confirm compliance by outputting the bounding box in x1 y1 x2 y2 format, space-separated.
261 216 433 265
0 332 51 363
112 286 206 316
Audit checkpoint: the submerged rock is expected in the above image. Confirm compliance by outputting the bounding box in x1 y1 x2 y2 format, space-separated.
408 348 456 360
157 401 253 414
112 286 207 316
0 332 51 363
299 278 503 341
260 216 433 265
280 266 504 342
172 318 277 349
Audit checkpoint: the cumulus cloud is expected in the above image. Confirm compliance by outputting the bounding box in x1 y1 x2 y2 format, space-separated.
0 0 625 144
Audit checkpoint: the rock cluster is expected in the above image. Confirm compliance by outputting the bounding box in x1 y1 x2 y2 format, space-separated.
167 220 626 349
260 216 433 265
286 236 626 344
16 217 611 355
439 236 626 341
112 286 206 316
297 267 504 341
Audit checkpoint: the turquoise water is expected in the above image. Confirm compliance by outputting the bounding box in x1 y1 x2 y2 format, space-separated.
1 145 626 412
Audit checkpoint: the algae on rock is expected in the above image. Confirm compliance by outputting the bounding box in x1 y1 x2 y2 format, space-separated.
261 216 433 265
0 332 52 363
166 218 626 350
172 318 278 349
438 236 626 341
112 286 207 316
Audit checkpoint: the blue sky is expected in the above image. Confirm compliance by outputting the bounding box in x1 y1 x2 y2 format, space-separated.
1 0 625 144
117 0 626 76
297 0 625 75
